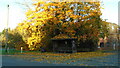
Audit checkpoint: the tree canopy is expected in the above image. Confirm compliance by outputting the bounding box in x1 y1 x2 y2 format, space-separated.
17 1 102 50
0 28 28 50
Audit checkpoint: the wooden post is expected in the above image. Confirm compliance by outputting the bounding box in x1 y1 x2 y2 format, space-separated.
53 42 56 52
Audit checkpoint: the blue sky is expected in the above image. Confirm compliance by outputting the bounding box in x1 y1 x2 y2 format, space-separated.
0 0 119 32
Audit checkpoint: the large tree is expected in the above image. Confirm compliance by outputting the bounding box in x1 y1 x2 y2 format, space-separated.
17 0 102 51
0 28 28 50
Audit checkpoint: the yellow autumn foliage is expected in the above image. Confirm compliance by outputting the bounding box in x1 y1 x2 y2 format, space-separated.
17 0 102 50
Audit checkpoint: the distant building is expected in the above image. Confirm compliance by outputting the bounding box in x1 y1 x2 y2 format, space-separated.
100 22 120 50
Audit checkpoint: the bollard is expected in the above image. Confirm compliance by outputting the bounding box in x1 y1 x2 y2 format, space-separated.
113 44 116 50
7 47 9 53
21 47 23 53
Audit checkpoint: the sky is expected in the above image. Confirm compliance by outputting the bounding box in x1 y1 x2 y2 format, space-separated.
0 0 119 32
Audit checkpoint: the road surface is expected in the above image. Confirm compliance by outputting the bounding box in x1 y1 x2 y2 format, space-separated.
2 55 68 66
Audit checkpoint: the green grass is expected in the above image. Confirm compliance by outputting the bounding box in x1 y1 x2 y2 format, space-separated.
1 49 43 55
1 48 117 56
1 49 20 55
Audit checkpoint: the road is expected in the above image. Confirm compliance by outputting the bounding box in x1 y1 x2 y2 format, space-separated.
1 50 120 67
2 55 68 66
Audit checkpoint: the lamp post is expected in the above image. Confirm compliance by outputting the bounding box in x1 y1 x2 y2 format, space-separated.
5 5 9 53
